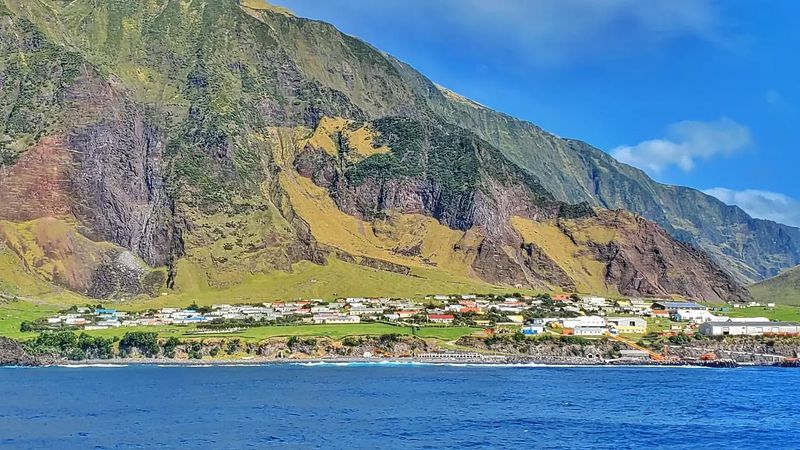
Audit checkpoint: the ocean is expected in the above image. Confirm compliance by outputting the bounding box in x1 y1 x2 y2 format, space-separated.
1 364 798 449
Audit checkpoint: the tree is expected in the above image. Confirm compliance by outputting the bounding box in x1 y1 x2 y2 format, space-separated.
119 332 159 357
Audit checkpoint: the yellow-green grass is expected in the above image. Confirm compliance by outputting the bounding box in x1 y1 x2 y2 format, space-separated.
413 326 481 340
646 317 672 333
749 265 800 306
197 324 480 341
2 318 481 343
0 301 61 340
726 305 800 323
135 257 519 310
511 216 617 295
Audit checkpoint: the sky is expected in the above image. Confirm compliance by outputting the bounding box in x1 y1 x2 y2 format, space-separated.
273 0 800 227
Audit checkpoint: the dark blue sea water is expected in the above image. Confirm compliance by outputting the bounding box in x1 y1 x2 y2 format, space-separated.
1 363 798 449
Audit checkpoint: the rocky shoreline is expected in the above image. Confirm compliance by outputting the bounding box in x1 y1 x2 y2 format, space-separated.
3 334 797 369
5 354 784 369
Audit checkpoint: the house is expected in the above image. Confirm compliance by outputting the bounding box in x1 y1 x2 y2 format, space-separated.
606 317 647 334
582 296 608 307
427 314 454 324
313 313 360 324
64 316 87 326
521 325 545 336
348 306 384 316
699 321 800 336
396 310 419 319
649 310 671 318
672 309 718 324
324 315 360 324
460 307 483 315
506 315 524 324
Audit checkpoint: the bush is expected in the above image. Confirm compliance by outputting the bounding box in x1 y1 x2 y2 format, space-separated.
226 339 241 355
342 336 362 347
163 337 181 359
24 331 112 360
67 348 86 361
119 332 160 357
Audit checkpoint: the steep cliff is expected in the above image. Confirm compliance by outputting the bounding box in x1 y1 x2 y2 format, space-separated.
0 0 756 302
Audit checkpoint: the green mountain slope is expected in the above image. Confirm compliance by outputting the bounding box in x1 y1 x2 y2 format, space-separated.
387 56 800 285
750 265 800 306
0 0 758 303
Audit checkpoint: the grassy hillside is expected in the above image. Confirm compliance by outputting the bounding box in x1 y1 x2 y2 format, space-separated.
0 0 752 305
749 265 800 306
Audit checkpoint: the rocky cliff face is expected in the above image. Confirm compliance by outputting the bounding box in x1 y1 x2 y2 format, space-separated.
0 336 47 366
0 0 758 302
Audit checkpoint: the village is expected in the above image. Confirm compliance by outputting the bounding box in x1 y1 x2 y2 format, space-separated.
36 293 800 339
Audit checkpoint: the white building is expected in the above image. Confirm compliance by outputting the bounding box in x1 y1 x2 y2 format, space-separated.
699 321 800 336
348 306 384 316
582 296 608 307
672 309 718 324
313 313 360 324
562 316 606 329
573 326 608 336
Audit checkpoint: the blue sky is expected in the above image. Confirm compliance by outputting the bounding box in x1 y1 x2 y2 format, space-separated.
272 0 800 227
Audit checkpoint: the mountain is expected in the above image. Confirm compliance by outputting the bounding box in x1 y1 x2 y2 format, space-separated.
749 265 800 306
0 0 758 302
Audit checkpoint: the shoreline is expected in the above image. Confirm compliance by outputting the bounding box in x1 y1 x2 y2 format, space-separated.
36 355 775 368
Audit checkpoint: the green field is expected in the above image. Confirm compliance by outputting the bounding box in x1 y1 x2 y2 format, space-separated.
203 324 479 341
0 301 62 340
0 301 482 342
749 265 800 306
726 305 800 322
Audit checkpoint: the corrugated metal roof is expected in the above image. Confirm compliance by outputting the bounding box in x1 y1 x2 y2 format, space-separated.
703 321 799 327
654 302 705 309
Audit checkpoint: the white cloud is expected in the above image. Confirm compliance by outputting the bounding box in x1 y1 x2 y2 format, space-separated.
704 188 800 227
611 117 752 173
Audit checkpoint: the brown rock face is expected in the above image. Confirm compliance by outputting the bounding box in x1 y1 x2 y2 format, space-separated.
292 125 750 302
66 102 178 268
0 136 73 221
588 212 751 302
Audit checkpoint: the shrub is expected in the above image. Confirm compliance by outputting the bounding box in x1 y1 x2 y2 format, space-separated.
119 332 159 357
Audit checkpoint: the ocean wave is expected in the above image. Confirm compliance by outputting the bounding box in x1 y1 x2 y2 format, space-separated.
292 361 428 367
57 364 128 368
